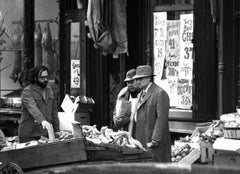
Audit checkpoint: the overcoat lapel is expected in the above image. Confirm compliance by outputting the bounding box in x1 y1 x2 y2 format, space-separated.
137 84 155 109
30 84 48 103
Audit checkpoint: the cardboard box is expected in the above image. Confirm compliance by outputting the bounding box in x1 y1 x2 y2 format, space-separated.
75 112 90 125
59 95 94 131
61 94 94 114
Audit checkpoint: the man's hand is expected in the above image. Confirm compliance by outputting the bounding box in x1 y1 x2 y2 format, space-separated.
147 140 159 149
55 131 69 139
41 120 51 130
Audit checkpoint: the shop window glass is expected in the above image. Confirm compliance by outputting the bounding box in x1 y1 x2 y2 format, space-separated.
153 1 193 118
0 0 24 102
35 0 60 105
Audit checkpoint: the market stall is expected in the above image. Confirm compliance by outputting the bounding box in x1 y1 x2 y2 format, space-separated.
212 112 240 167
0 123 153 171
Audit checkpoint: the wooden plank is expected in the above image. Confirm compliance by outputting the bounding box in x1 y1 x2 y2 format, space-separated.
25 163 240 174
0 138 87 169
178 149 200 165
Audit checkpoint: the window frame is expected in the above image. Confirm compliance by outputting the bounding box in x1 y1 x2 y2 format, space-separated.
152 3 194 120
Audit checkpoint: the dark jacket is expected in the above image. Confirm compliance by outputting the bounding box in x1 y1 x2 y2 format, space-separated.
133 83 171 162
18 84 59 139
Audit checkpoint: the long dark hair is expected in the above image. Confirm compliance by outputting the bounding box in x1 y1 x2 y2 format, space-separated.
28 65 49 84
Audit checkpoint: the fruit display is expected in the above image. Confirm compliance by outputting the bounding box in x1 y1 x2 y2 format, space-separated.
1 130 74 151
82 125 146 151
221 113 240 128
171 143 192 162
179 135 191 143
224 121 240 128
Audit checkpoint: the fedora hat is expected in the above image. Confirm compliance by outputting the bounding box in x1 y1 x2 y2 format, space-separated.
133 65 155 79
124 69 136 82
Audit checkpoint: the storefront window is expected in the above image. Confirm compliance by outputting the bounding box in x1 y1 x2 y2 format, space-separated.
35 0 60 104
153 1 193 118
0 0 24 100
70 22 81 90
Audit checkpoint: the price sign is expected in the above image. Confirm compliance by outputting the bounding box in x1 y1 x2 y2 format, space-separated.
177 80 192 109
71 60 80 88
153 12 167 85
165 20 180 79
179 14 193 80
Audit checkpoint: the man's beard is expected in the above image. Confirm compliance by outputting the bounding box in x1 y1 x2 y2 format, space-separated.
36 80 48 88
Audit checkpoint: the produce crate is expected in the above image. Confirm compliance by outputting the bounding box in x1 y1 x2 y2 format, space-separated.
178 149 200 165
200 141 214 163
223 127 240 139
85 141 154 162
174 141 213 163
174 141 200 149
0 138 87 169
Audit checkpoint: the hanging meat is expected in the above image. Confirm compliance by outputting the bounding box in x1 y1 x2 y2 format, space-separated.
85 0 128 56
34 23 42 67
10 23 23 82
41 22 54 77
86 0 116 54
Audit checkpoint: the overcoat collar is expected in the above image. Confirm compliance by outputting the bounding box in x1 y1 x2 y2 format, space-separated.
137 83 156 109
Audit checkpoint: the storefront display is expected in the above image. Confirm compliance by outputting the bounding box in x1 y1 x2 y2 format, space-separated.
0 124 153 170
153 10 193 114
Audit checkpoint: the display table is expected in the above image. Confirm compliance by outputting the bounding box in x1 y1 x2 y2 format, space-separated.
0 138 87 170
213 137 240 167
0 138 153 171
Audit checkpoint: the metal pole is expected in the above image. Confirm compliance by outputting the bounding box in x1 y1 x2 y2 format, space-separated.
217 0 224 117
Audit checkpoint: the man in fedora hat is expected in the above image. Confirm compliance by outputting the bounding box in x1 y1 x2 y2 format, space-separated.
113 69 141 132
132 65 171 162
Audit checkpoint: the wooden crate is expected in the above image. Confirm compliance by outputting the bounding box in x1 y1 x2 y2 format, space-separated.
0 138 87 169
85 141 154 162
200 141 214 163
178 149 200 165
223 127 240 139
174 141 214 163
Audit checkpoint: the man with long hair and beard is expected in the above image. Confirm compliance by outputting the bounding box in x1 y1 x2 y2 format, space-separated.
18 65 60 143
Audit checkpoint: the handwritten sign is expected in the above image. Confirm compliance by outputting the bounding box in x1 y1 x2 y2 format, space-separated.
153 12 167 85
177 80 192 109
71 60 80 88
165 20 180 79
168 79 178 107
179 14 193 80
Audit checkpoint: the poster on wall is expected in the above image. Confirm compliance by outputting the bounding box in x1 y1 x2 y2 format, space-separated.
71 60 80 88
165 20 180 80
177 79 192 109
153 12 167 86
179 13 193 80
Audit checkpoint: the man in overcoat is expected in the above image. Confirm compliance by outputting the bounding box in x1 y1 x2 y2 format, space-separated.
113 69 140 132
18 65 60 143
132 65 171 162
